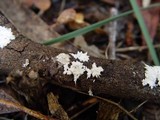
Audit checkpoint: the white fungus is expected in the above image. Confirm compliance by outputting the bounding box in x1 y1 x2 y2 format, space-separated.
70 51 89 62
55 51 103 84
86 63 104 78
56 53 71 65
0 26 15 48
63 61 86 84
142 64 160 89
88 88 93 96
22 59 30 68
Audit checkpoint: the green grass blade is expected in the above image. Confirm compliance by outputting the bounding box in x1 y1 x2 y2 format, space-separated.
43 10 132 45
43 3 160 46
129 0 159 65
43 3 160 45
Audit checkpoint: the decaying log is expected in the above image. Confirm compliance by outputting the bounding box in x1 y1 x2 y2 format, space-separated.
0 5 159 108
0 35 159 104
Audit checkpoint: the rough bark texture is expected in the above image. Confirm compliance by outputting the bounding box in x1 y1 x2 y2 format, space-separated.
0 5 159 107
0 36 160 104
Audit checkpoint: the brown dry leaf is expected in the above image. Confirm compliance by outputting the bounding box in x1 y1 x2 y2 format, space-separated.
74 36 105 58
47 93 60 115
34 0 51 12
68 21 89 30
0 89 20 114
0 98 53 120
75 13 84 24
22 0 51 11
2 80 51 119
57 9 89 29
57 8 76 24
95 28 107 35
68 12 89 30
47 92 69 120
18 0 34 7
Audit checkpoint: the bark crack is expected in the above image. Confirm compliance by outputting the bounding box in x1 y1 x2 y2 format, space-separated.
6 40 30 55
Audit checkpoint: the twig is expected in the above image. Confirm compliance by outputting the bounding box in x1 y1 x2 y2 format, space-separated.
59 0 66 14
116 44 160 52
0 99 54 120
116 53 132 59
65 88 138 120
105 7 118 59
130 100 147 113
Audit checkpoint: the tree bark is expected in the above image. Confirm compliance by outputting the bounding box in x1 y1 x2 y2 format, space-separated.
0 35 159 104
0 6 159 105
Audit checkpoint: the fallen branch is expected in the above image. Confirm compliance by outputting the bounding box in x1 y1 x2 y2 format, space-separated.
116 44 160 52
0 35 159 104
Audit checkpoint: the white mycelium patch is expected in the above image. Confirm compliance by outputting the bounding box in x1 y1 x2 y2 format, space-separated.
88 88 93 96
63 61 86 84
142 64 160 89
70 51 89 62
22 59 30 68
56 51 104 84
0 26 15 48
56 53 71 65
86 63 104 78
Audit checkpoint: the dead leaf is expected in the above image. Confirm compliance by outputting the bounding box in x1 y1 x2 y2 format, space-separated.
47 92 60 115
35 0 51 11
47 92 69 120
57 9 90 30
74 36 105 58
68 13 89 30
0 98 53 120
68 21 89 30
95 28 107 35
0 89 53 120
0 89 20 114
75 13 84 24
22 0 51 12
57 8 76 24
18 0 34 7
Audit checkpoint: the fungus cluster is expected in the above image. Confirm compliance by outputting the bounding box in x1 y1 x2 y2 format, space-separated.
0 26 15 48
56 51 104 84
142 64 160 89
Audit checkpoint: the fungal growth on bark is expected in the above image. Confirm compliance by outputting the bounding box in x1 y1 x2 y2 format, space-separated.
55 51 104 84
0 26 15 48
142 64 160 89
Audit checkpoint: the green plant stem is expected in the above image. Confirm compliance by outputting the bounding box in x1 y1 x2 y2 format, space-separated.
129 0 159 65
